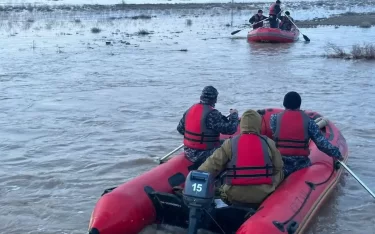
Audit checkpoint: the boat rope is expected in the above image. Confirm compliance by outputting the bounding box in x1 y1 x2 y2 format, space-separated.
273 157 338 232
204 208 226 234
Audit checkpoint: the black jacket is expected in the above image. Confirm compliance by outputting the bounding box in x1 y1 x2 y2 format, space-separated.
249 14 268 29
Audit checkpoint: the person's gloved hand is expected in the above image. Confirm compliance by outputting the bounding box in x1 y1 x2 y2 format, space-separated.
229 109 238 114
257 109 265 115
172 186 184 197
334 151 344 161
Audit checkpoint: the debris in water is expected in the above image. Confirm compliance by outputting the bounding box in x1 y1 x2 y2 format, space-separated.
359 21 371 28
137 29 151 36
91 27 101 33
131 14 152 20
120 40 131 45
325 42 375 60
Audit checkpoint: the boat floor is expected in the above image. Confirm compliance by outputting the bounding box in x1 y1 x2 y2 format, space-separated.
145 187 257 234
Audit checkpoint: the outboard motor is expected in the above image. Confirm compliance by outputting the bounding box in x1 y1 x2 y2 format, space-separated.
183 170 216 234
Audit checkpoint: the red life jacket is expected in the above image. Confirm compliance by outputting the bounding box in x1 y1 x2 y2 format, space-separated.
225 134 273 186
273 110 310 156
269 3 276 15
183 103 220 150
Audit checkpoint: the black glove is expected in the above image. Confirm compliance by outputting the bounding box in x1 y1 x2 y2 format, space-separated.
333 150 344 161
257 109 266 115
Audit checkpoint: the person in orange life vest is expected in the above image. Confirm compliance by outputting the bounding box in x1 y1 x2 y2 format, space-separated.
249 10 268 29
270 91 344 178
198 110 284 205
279 11 294 31
268 0 282 28
177 86 239 166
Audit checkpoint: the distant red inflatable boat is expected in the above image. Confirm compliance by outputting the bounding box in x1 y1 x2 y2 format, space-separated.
88 108 349 234
247 28 300 43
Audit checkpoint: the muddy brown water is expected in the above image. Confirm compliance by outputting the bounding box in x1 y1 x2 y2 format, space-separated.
0 5 375 234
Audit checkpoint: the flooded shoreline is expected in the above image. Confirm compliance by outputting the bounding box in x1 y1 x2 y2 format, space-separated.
0 0 374 13
1 1 374 29
298 12 375 28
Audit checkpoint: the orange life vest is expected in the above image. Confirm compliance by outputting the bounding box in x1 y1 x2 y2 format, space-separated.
225 134 273 186
183 103 220 150
273 110 310 156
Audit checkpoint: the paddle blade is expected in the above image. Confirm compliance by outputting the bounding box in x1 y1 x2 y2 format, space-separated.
231 29 241 35
303 34 310 42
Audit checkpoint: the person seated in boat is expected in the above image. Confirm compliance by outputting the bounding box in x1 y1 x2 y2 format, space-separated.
270 91 344 178
268 0 282 28
177 86 239 166
249 10 268 29
279 11 294 31
197 110 284 206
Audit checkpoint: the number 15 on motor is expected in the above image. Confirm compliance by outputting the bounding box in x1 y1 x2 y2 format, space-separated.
192 183 202 192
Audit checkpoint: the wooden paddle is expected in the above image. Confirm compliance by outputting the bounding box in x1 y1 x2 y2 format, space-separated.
231 18 269 35
315 117 375 199
339 161 375 199
284 14 310 42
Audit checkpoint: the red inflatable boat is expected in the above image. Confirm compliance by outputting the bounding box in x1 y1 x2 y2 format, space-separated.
247 28 300 43
88 108 349 234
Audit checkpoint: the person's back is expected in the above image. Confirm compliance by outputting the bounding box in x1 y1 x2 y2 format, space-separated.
279 11 294 31
198 110 284 205
270 91 343 177
183 103 220 150
268 0 282 28
177 86 239 166
273 110 310 156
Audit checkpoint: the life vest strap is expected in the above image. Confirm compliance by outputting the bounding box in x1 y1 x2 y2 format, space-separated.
274 137 309 149
183 136 220 143
184 130 220 144
276 145 309 149
225 174 273 178
184 130 219 138
275 138 309 143
226 164 273 179
226 166 273 170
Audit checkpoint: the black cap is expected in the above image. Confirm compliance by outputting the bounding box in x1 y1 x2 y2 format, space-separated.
200 86 218 102
285 11 290 15
276 0 281 3
283 91 301 110
258 9 263 13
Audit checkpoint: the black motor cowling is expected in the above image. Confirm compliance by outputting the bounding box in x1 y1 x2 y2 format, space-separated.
183 170 216 234
183 170 215 208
